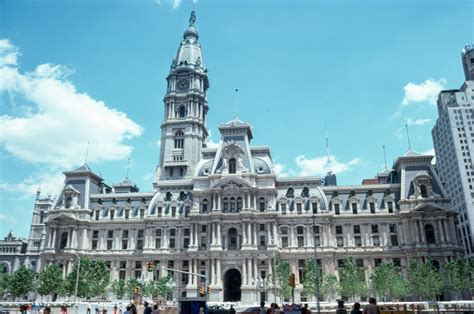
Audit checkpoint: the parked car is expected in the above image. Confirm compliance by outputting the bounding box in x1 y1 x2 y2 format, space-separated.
208 305 230 314
237 306 261 314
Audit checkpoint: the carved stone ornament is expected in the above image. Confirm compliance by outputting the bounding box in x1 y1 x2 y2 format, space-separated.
220 140 248 174
221 180 243 191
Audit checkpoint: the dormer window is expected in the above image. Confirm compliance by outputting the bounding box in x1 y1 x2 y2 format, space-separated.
229 158 237 174
420 185 428 198
259 197 266 212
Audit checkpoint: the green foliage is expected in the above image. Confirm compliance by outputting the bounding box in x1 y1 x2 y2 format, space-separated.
444 257 474 295
407 259 443 301
302 259 322 297
0 268 10 297
371 262 408 301
38 264 63 298
339 259 367 301
111 279 127 300
126 277 143 298
321 274 339 301
64 258 110 299
274 257 292 300
9 265 35 297
145 276 173 299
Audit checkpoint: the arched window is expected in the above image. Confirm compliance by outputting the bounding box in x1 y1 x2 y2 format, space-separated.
229 158 237 174
60 232 68 249
223 197 229 213
178 104 187 118
237 197 243 212
65 196 72 209
259 197 266 212
420 185 428 198
202 199 208 213
230 197 236 212
228 228 238 250
174 131 184 149
39 211 44 223
425 224 436 244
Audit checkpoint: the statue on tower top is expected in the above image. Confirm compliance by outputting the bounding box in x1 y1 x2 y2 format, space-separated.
189 11 196 26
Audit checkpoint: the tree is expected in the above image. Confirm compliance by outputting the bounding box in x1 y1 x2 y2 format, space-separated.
339 259 367 301
302 259 322 299
111 279 127 300
407 259 443 300
145 276 173 300
0 268 11 299
126 277 143 299
9 265 35 298
321 274 339 302
37 264 63 301
63 258 110 299
274 257 292 301
371 262 408 301
444 257 474 298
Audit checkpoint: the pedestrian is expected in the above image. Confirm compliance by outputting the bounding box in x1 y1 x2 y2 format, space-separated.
259 301 267 314
362 298 379 314
130 304 137 314
87 303 91 314
229 305 236 314
301 303 310 314
351 303 362 314
43 307 51 314
152 304 160 314
113 304 118 314
61 303 68 314
143 301 152 314
123 306 131 314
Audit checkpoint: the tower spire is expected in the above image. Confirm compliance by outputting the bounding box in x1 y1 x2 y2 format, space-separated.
84 141 90 165
126 157 131 180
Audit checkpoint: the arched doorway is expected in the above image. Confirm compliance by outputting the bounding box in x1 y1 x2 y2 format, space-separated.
224 268 241 302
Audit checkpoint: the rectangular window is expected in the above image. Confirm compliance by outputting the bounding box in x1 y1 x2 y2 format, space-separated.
354 236 362 247
336 226 343 234
297 236 304 247
312 202 318 214
122 240 128 250
371 225 378 234
336 236 344 247
107 230 113 238
260 224 265 231
387 202 393 213
282 237 289 248
281 203 287 214
314 236 320 246
92 240 98 250
184 238 190 248
169 238 175 248
260 236 266 247
389 224 397 233
391 235 399 246
352 203 357 214
334 203 340 214
155 238 161 249
119 270 126 280
107 240 113 250
369 202 375 214
353 225 360 234
136 240 143 250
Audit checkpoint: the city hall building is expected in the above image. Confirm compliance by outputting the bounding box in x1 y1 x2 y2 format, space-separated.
1 12 464 303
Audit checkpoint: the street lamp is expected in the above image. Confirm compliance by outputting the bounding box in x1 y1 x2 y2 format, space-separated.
252 276 269 305
71 252 81 314
166 277 176 304
311 215 321 314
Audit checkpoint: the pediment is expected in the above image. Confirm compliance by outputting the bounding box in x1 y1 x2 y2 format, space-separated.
413 202 445 213
48 212 80 222
211 176 252 190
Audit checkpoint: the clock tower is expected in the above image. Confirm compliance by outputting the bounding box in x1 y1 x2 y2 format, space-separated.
156 11 210 183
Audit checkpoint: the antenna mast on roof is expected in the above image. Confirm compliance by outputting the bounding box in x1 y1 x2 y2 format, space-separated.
405 122 412 150
126 157 131 180
84 141 90 165
325 123 332 172
383 145 388 170
234 84 239 119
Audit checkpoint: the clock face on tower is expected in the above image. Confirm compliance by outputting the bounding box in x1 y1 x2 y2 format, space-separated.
177 79 190 90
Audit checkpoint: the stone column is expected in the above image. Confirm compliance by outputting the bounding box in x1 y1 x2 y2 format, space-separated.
217 194 221 211
163 229 169 249
216 259 221 286
242 222 248 245
217 223 222 247
242 258 247 285
247 223 252 245
273 223 278 247
438 220 445 243
252 223 257 247
267 223 273 245
247 258 252 284
81 229 88 250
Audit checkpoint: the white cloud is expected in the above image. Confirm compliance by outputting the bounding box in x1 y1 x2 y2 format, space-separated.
143 172 155 181
0 39 19 67
154 0 182 9
295 155 362 176
273 162 295 177
406 118 432 126
401 78 446 106
0 40 143 169
422 148 436 164
205 129 219 149
0 170 64 199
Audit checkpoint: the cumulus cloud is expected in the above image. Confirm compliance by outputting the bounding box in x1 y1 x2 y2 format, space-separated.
0 39 143 169
295 155 362 176
422 148 436 164
0 170 64 200
0 39 19 67
205 129 219 149
402 78 446 106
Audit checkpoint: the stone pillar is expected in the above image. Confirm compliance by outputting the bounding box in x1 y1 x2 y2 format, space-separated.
217 194 221 211
419 220 426 242
163 229 169 249
252 223 257 247
242 258 247 285
81 228 88 250
444 220 452 243
438 220 445 243
267 223 273 245
273 223 278 247
216 259 221 287
253 195 257 210
218 223 222 247
247 258 252 285
247 223 252 245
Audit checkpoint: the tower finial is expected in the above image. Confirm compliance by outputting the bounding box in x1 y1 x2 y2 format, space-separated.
84 141 90 165
36 184 41 199
383 145 388 170
189 11 196 27
405 122 412 150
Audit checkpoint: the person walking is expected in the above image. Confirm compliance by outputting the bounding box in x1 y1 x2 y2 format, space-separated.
362 298 379 314
259 301 267 314
351 303 362 314
123 306 132 314
229 305 236 314
87 303 91 314
143 301 152 314
151 304 160 314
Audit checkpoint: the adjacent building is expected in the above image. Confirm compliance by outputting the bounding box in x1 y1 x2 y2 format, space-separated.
432 44 474 257
1 12 464 303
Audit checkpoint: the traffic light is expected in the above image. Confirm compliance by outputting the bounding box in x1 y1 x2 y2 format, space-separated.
207 286 210 294
146 261 153 272
288 273 296 288
198 285 205 296
133 287 141 295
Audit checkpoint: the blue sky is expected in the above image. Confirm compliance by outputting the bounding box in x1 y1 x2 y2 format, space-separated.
0 0 473 238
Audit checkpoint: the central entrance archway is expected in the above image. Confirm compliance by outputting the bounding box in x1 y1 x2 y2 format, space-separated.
224 268 241 302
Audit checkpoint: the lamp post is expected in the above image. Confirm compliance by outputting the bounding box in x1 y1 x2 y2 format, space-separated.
71 252 81 314
311 215 321 314
252 276 269 305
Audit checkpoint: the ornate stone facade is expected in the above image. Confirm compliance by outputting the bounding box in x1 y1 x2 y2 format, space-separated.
2 12 464 304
